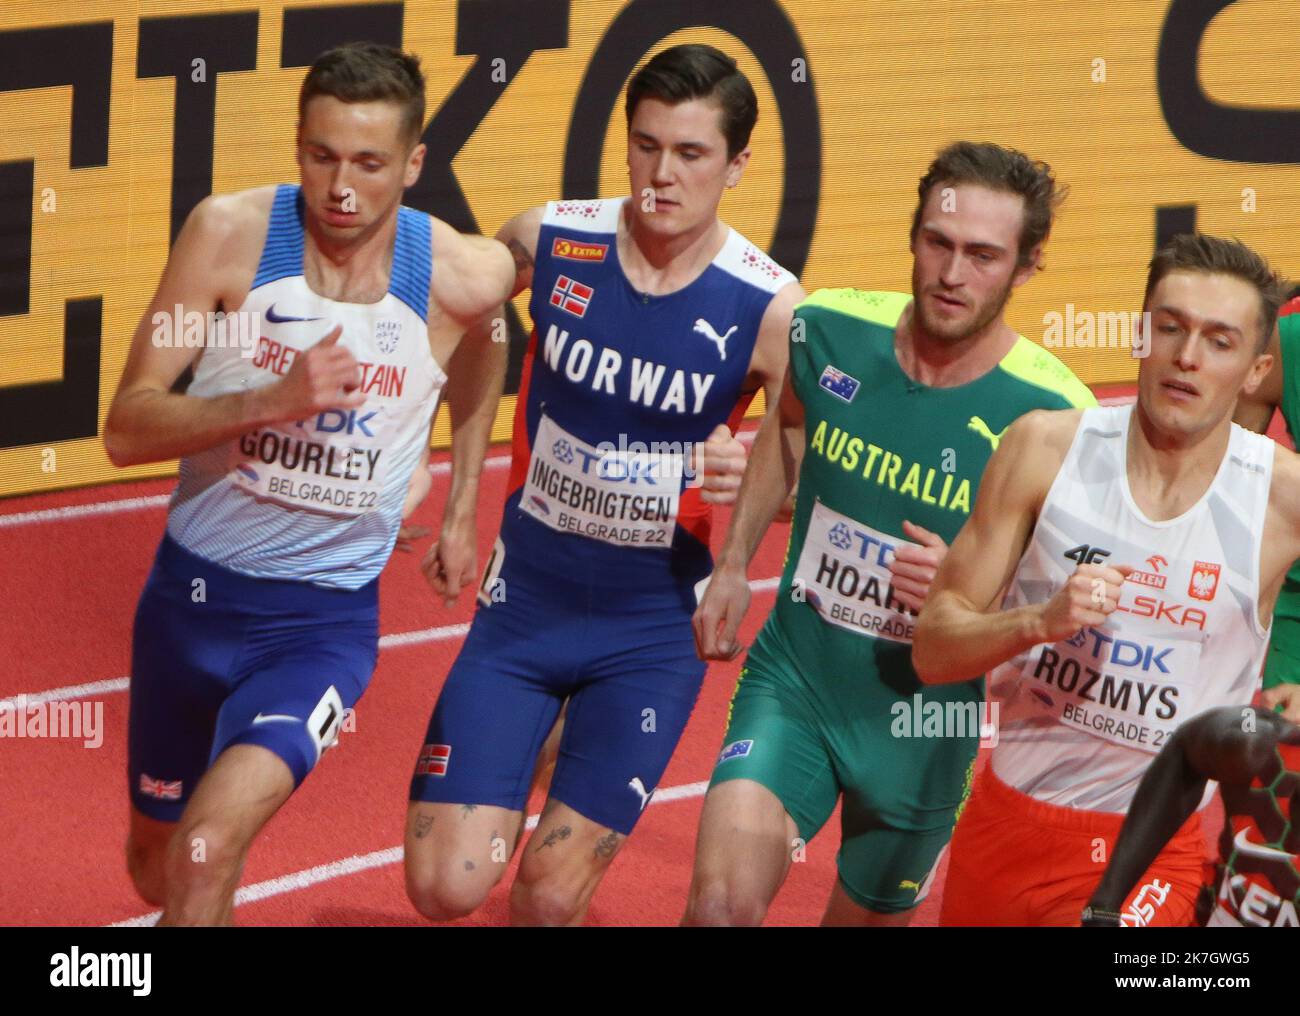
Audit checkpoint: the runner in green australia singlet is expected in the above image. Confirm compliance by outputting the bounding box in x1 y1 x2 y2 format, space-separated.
686 141 1092 927
712 288 1095 914
1262 308 1300 689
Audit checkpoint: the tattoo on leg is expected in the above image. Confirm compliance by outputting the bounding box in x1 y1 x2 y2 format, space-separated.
413 813 434 839
460 804 478 818
534 824 573 852
593 830 622 859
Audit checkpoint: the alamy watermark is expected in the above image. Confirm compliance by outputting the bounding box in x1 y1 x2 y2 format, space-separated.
1043 305 1151 357
0 695 103 748
890 694 1000 748
151 306 261 358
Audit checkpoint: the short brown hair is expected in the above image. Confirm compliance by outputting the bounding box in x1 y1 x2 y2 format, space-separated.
1143 234 1290 352
625 44 757 160
911 141 1067 270
299 42 426 147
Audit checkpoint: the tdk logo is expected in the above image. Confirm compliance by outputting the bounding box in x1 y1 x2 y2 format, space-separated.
312 409 377 437
1069 627 1173 674
568 446 662 484
827 522 896 566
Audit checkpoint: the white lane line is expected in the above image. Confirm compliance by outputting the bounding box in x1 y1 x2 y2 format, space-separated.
0 429 761 530
0 677 131 712
1 578 782 712
0 493 172 528
108 779 711 927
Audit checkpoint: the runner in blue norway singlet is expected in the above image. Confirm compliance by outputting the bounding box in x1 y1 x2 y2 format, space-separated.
410 197 795 834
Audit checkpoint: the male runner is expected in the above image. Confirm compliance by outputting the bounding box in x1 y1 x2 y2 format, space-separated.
914 233 1295 926
103 42 515 925
404 43 803 927
1233 293 1300 721
1082 705 1300 927
686 141 1095 926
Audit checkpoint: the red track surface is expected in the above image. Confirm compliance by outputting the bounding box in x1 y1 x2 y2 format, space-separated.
1 439 859 926
1 389 1259 926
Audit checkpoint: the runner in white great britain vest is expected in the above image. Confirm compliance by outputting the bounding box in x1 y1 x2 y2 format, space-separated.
102 42 516 926
169 183 443 589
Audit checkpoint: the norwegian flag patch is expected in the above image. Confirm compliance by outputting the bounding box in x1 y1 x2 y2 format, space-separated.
818 364 860 403
550 275 593 318
416 743 451 777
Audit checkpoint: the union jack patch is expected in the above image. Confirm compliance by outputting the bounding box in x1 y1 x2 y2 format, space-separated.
139 774 182 800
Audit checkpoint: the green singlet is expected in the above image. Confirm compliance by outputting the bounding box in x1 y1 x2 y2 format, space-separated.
1263 311 1300 690
711 289 1096 913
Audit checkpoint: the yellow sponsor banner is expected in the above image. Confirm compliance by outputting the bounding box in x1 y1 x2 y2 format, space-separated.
0 0 1296 497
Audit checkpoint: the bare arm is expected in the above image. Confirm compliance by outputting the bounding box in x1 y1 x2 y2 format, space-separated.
419 210 532 604
718 363 805 571
692 356 805 660
1086 707 1295 919
428 219 518 530
913 410 1131 684
1232 321 1282 433
104 192 364 466
754 282 804 520
695 281 805 509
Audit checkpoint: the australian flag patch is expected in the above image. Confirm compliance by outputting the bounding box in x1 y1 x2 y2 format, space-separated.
818 364 860 403
718 739 754 764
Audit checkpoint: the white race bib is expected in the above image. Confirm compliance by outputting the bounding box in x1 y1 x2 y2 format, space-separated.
1015 625 1206 753
232 410 388 517
520 415 682 549
791 499 917 643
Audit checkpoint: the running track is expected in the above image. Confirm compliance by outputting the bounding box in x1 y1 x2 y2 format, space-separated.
0 393 1250 925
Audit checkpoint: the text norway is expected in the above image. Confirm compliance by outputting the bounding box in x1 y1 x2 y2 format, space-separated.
1032 630 1178 719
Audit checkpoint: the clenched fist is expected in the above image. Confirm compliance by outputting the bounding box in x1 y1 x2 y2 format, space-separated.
267 324 365 421
1038 562 1134 643
889 520 948 613
695 424 747 505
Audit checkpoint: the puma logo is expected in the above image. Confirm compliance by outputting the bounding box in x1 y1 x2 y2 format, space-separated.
967 416 1009 452
899 879 923 893
627 777 654 812
694 319 738 360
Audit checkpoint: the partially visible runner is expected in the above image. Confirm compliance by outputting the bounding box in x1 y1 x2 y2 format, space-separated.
1083 704 1300 927
915 234 1295 927
1233 293 1300 721
404 44 803 926
103 43 515 925
686 142 1095 926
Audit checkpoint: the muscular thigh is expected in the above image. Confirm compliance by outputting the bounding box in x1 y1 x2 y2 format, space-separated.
708 654 840 846
410 578 571 813
547 623 706 836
